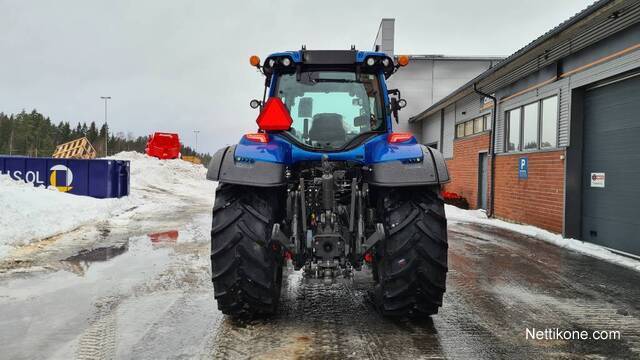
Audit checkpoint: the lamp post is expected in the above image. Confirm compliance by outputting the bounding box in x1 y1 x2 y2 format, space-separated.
101 96 111 157
193 130 200 154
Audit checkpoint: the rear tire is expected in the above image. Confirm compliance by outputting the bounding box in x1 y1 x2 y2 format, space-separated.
210 183 283 317
373 186 448 317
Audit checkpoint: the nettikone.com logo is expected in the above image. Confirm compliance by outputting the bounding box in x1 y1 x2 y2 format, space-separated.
526 328 621 341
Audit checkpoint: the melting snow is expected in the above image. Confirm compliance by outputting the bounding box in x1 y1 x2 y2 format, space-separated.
446 205 640 272
0 152 214 257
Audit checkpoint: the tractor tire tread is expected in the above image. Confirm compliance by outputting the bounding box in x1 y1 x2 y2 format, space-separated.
210 184 282 317
374 186 448 318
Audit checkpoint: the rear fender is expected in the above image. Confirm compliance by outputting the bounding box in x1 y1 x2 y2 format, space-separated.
206 145 286 187
365 145 449 187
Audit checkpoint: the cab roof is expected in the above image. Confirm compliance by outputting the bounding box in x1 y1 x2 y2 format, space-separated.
266 50 389 64
263 49 396 78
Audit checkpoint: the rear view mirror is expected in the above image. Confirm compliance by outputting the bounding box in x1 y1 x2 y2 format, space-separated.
390 98 400 124
249 99 261 109
354 115 369 127
298 97 313 118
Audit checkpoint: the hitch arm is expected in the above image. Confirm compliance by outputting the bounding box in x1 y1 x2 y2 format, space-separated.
362 223 385 253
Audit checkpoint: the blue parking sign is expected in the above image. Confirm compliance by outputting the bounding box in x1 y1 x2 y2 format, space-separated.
518 157 528 179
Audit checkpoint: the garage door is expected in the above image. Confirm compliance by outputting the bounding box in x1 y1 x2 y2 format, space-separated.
582 73 640 256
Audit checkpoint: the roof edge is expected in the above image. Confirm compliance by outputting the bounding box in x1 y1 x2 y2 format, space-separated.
409 0 618 123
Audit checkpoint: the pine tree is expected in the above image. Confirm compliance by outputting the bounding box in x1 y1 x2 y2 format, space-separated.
0 109 211 161
87 121 98 143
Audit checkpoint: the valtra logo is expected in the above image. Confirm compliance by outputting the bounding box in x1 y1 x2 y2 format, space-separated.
49 165 74 192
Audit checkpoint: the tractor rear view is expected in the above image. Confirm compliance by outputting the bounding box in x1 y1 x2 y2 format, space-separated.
208 49 449 318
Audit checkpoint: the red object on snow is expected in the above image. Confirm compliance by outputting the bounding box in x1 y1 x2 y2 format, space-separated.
145 132 181 159
256 97 293 131
148 230 179 243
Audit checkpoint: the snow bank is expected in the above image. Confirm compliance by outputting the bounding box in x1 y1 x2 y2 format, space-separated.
0 175 126 256
109 151 211 201
446 205 640 272
0 152 213 257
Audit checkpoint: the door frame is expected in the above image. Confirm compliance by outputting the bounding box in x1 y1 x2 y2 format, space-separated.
478 151 488 210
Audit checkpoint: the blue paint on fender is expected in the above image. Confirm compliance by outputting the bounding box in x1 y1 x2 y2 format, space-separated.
234 133 423 165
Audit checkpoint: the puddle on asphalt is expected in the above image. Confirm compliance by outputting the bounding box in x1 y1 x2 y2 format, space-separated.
65 244 129 264
62 244 129 274
59 229 180 275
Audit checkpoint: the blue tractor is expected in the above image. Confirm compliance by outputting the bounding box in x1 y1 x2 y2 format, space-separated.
207 49 449 318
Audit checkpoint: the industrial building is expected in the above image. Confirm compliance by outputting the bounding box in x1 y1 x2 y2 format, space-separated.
408 0 640 256
372 19 503 144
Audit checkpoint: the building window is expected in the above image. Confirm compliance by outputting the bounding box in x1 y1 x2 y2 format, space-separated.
541 96 558 148
505 95 558 152
473 117 483 133
455 113 491 139
507 108 521 151
522 103 538 150
465 121 474 136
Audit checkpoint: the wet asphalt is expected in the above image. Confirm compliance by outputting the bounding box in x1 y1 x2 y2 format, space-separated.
1 215 639 359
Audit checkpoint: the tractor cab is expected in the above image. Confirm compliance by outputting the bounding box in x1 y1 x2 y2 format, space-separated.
248 49 410 153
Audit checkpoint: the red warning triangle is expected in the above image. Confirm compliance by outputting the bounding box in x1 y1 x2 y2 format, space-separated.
256 97 293 131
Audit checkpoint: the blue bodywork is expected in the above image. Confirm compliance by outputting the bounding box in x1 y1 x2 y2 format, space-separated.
235 50 422 166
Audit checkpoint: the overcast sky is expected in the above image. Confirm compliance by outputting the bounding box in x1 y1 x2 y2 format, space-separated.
0 0 594 154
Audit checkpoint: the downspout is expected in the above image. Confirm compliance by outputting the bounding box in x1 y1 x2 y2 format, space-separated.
473 83 497 218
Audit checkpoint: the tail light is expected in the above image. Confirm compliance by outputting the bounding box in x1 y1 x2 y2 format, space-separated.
244 133 269 143
388 132 414 143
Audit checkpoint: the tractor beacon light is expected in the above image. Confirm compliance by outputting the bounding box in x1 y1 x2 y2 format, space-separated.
249 55 261 67
397 55 410 67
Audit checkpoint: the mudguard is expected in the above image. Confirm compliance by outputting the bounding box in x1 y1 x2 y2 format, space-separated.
206 145 286 187
365 145 449 187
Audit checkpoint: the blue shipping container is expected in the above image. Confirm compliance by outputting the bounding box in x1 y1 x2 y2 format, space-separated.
0 156 130 198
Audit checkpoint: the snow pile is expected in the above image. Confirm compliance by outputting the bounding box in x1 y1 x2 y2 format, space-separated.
0 152 214 257
446 205 640 272
109 151 213 204
0 175 126 255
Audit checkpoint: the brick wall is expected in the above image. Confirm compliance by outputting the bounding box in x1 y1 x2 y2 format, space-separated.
493 150 565 233
444 133 491 209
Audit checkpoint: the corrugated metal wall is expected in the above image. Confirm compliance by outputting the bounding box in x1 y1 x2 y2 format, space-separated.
442 105 456 158
492 22 640 153
479 1 640 95
454 94 492 124
421 111 441 147
388 58 496 140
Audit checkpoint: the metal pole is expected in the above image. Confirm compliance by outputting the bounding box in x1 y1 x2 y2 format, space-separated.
101 96 111 157
193 130 200 154
9 128 13 155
